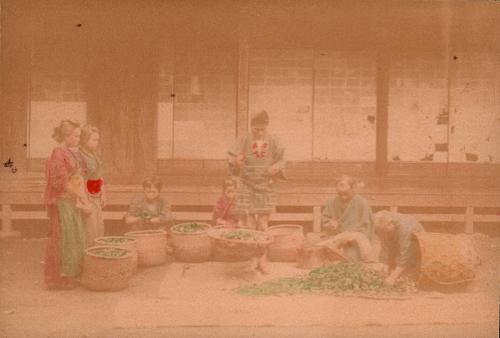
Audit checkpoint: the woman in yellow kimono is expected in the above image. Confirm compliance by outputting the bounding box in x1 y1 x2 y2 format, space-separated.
79 125 106 247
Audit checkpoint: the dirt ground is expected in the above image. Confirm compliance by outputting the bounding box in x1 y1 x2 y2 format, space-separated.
0 234 499 338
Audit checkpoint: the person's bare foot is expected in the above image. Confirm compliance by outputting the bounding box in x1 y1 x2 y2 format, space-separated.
257 258 271 275
51 278 78 290
249 257 259 271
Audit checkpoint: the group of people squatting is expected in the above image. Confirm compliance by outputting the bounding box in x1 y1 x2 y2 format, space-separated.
43 110 424 289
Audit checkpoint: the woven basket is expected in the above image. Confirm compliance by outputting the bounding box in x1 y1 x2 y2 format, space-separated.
94 236 138 273
296 245 330 270
81 245 134 291
125 230 167 267
169 223 212 263
207 228 273 262
415 232 476 288
266 224 304 262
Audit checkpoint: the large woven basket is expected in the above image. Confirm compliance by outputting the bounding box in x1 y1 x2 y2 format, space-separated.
414 232 476 289
80 246 134 291
169 223 212 263
207 228 273 261
266 224 304 262
124 230 167 267
94 236 138 273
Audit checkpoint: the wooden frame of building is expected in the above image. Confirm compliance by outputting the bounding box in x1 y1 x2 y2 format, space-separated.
1 1 499 237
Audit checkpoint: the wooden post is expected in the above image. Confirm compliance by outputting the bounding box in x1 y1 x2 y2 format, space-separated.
465 206 474 234
86 4 161 183
375 53 390 177
236 24 250 137
313 206 321 233
0 1 31 171
0 204 20 238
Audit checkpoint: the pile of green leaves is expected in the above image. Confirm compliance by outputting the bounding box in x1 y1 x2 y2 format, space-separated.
221 230 266 241
237 262 416 296
139 211 153 220
91 247 127 258
173 223 209 233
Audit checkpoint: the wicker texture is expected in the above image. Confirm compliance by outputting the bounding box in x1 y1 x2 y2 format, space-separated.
296 245 330 270
125 230 167 267
169 223 212 263
94 236 138 273
81 246 134 291
415 232 476 287
266 224 305 262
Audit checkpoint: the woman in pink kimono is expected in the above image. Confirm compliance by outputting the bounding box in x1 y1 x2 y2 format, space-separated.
44 120 89 289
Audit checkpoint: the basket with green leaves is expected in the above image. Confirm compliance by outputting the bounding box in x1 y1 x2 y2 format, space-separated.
207 228 274 261
94 236 138 273
81 245 134 291
169 223 212 262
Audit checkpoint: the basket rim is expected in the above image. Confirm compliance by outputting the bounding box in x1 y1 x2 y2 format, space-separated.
266 224 304 236
94 236 136 243
435 277 476 286
207 228 274 245
125 230 167 237
85 245 132 259
170 222 212 235
267 224 304 230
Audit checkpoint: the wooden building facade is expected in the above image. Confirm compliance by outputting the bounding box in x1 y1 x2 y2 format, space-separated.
1 0 500 187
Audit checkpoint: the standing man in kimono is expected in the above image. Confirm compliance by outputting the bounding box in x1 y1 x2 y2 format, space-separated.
317 175 375 262
228 110 286 273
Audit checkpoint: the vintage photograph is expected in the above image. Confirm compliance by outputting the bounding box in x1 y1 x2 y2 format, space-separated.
0 0 499 337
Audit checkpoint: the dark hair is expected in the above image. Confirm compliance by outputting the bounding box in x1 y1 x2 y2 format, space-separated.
336 174 356 189
142 176 163 191
250 110 269 127
52 120 80 143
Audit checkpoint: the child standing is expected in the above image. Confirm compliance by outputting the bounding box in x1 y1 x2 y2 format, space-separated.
212 178 238 228
124 177 175 231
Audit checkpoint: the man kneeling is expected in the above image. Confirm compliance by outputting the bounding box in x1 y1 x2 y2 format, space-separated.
374 210 424 286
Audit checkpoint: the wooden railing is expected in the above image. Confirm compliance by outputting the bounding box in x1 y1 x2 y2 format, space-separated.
1 182 499 238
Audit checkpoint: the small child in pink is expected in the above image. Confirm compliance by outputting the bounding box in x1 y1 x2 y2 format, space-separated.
212 178 238 228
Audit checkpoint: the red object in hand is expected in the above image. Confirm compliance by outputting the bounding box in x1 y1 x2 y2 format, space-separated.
87 179 104 194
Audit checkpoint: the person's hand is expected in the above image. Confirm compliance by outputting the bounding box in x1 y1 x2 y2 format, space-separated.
267 163 280 176
236 154 245 167
342 231 357 244
100 190 107 208
384 275 396 286
76 199 92 213
323 220 339 233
